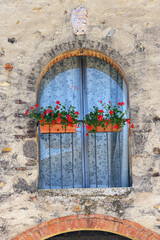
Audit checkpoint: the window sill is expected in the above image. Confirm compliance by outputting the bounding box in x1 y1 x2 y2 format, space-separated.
38 187 132 197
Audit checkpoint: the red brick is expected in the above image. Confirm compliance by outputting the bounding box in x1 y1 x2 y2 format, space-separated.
87 218 97 229
59 216 69 222
70 219 76 229
105 216 115 221
73 219 80 230
98 219 106 230
131 222 144 230
138 231 151 240
65 220 71 230
34 230 41 239
47 224 56 235
104 219 110 231
38 228 46 237
43 226 50 235
117 223 127 235
56 222 62 233
48 218 58 225
112 221 120 232
29 233 38 240
78 214 87 219
17 229 32 238
79 219 84 229
25 235 33 240
152 233 160 240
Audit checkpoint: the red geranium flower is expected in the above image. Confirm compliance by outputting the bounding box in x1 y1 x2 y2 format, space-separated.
52 120 56 125
30 106 34 110
75 111 80 115
56 116 62 122
109 110 114 115
67 115 73 122
105 121 109 125
99 110 104 113
86 133 89 136
113 124 119 129
40 114 44 118
131 123 134 129
51 113 54 116
117 102 125 106
56 105 59 109
109 101 111 104
58 113 61 116
56 101 60 104
43 110 47 115
126 119 130 124
35 104 39 108
86 125 92 131
97 115 103 121
47 109 52 113
25 110 29 115
99 100 102 103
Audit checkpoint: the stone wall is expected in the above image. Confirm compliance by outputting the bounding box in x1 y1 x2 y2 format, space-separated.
0 0 160 239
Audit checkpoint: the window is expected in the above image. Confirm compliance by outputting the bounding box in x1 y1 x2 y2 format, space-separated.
38 55 129 189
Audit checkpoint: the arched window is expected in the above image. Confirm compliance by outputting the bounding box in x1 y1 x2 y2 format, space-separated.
38 54 129 189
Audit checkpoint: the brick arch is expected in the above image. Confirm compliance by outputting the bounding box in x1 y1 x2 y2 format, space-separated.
35 48 128 103
12 214 160 240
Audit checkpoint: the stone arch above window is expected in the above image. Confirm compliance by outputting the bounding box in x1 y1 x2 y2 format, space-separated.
37 50 130 189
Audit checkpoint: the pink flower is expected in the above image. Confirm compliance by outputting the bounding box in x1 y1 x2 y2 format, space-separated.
30 106 34 110
25 110 29 115
56 101 60 104
109 110 114 115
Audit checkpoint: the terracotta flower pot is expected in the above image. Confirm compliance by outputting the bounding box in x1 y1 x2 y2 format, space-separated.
86 121 122 133
39 120 77 134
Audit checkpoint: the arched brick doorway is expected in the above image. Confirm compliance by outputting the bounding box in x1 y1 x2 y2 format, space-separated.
12 214 160 240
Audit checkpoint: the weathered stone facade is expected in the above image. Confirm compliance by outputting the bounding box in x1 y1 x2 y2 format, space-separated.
0 1 160 239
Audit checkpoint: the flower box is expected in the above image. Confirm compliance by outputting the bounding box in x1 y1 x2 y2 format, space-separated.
86 121 122 133
39 120 77 134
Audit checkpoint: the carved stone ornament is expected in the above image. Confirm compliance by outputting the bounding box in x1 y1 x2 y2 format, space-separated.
71 7 88 35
